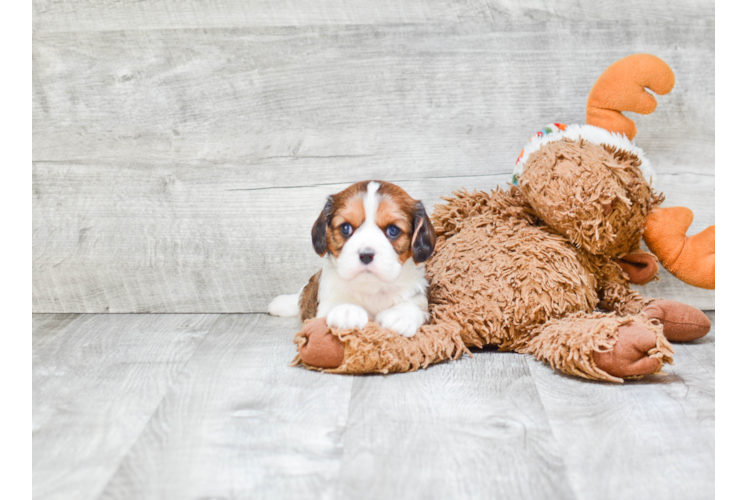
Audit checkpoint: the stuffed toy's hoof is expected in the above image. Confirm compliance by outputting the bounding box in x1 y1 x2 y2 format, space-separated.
292 319 468 374
592 322 663 378
295 318 344 369
642 300 711 342
614 250 659 285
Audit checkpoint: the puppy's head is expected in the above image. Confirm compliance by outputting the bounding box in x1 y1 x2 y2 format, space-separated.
312 181 436 282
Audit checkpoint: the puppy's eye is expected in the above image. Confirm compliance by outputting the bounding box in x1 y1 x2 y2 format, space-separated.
340 223 353 238
385 224 401 239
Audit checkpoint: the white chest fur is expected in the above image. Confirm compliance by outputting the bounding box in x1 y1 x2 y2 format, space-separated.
315 257 428 319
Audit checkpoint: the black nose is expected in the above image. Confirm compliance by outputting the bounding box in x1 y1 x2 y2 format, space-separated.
359 251 375 264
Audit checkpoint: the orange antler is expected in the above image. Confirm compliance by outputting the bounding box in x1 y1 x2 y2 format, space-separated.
643 207 715 290
586 54 675 139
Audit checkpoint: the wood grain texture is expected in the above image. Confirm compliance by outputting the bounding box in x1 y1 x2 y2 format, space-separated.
683 311 715 378
33 166 714 312
32 22 713 169
32 312 714 500
31 0 713 31
528 320 715 500
32 313 81 335
32 0 490 31
97 314 354 500
32 313 220 500
334 351 576 500
32 0 714 313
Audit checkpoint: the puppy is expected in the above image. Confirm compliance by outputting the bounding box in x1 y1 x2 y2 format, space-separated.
268 180 436 337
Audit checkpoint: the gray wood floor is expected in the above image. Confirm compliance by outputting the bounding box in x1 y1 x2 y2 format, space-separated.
33 312 715 500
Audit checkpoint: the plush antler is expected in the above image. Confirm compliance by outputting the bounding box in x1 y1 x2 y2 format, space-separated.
587 55 714 289
586 54 675 139
643 207 715 290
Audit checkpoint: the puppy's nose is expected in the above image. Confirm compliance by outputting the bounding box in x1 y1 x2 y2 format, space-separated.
359 251 375 265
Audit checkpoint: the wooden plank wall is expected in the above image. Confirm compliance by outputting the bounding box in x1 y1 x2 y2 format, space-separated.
32 0 715 312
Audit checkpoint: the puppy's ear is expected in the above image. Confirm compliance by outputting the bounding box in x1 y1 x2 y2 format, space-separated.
411 201 436 264
312 197 333 256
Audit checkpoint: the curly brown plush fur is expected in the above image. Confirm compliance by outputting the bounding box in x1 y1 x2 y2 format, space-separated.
520 139 663 257
293 318 468 374
420 181 674 383
427 186 599 351
288 54 713 381
291 137 709 382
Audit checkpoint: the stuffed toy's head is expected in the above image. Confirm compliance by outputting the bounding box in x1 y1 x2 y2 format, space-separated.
510 53 677 260
515 125 663 258
508 54 713 289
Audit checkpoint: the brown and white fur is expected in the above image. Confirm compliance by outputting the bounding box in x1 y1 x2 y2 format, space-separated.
267 181 436 337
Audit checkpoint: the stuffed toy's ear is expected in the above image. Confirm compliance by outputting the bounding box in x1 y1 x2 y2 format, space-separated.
586 54 675 140
643 207 715 289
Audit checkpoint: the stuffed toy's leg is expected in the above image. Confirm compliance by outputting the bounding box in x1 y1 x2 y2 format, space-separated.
292 318 469 374
518 311 674 383
597 280 711 342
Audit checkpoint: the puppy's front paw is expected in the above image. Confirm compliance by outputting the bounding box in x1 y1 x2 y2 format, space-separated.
376 307 424 338
326 304 370 330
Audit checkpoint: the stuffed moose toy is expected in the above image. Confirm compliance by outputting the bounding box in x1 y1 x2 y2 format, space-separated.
291 54 715 383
